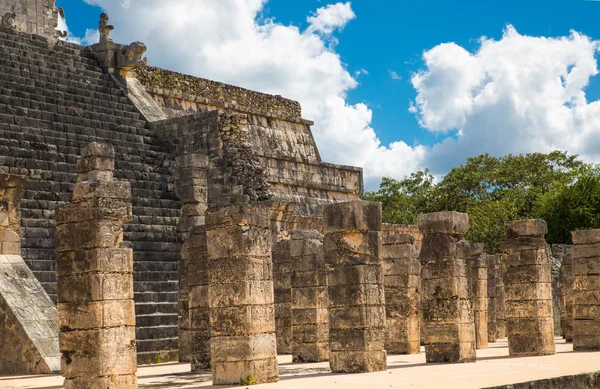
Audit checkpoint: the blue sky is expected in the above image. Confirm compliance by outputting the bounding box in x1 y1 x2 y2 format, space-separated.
56 0 600 188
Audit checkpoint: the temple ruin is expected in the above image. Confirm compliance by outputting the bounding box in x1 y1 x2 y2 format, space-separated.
3 1 600 388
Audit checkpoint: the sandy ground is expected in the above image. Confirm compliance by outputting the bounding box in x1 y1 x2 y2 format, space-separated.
2 338 600 389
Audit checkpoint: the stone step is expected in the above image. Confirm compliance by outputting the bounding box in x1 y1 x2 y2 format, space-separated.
137 350 179 366
134 261 179 273
136 313 178 328
136 337 178 353
135 281 179 293
135 302 178 316
134 271 179 282
136 325 179 342
134 291 178 303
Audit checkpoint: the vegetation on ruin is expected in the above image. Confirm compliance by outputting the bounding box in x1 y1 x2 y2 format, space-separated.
363 151 600 253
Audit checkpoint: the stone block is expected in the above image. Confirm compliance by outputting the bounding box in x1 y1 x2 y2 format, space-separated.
507 317 554 335
208 281 274 307
422 298 474 324
58 300 135 330
57 273 133 303
417 211 469 236
329 306 386 329
205 203 270 230
328 282 385 308
505 282 552 302
323 231 381 267
420 234 471 263
329 350 386 373
504 299 553 319
210 333 277 362
572 243 600 261
55 220 124 252
291 308 328 325
424 342 476 363
212 357 278 385
64 375 137 389
574 275 600 291
71 181 131 202
56 249 133 277
504 264 551 284
506 219 548 237
421 276 469 299
206 226 271 259
572 229 600 245
329 328 386 351
328 264 383 286
506 333 555 356
572 256 600 276
292 287 328 308
209 304 275 337
323 201 382 233
292 342 329 363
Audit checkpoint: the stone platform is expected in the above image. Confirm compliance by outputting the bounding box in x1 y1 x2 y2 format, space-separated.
3 338 600 388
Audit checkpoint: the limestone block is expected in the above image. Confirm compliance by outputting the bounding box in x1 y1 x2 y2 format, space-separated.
424 342 476 363
206 226 271 259
329 350 387 373
417 211 469 236
211 357 278 385
323 231 381 266
328 264 383 286
57 273 134 303
210 333 277 362
55 220 125 252
56 249 133 277
205 203 270 229
572 230 600 245
72 181 131 202
329 328 385 351
506 219 548 237
323 201 381 233
420 234 471 263
328 282 385 307
58 300 135 330
64 374 137 389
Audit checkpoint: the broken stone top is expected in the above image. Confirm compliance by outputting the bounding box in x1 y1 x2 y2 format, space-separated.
417 211 469 236
505 219 547 238
572 229 600 245
76 142 115 182
470 243 484 256
323 200 381 233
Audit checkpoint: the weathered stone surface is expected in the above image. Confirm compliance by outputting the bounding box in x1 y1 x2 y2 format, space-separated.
324 201 386 373
487 254 498 343
418 211 469 236
56 144 136 388
273 239 292 354
572 229 600 351
467 244 488 349
495 255 507 339
558 246 574 342
0 0 61 40
419 211 476 363
206 203 278 384
290 230 329 362
502 220 555 356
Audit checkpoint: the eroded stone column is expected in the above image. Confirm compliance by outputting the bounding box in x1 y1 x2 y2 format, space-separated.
419 211 476 363
468 244 488 349
487 254 498 343
290 230 329 362
55 143 136 388
272 239 292 354
187 225 210 370
502 220 555 356
559 246 574 342
496 255 507 339
382 233 421 354
324 201 387 373
174 153 208 363
572 230 600 351
206 204 278 385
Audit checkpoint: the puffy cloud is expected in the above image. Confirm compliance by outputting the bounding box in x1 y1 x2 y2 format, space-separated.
306 2 356 35
411 25 600 173
57 13 99 45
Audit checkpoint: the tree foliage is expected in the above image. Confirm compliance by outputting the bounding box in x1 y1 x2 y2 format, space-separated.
363 151 594 253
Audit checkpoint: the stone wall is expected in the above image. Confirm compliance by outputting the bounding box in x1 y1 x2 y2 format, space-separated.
484 371 600 389
0 0 60 40
382 224 422 248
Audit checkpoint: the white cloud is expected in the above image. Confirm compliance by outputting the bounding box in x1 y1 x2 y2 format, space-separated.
411 25 600 172
390 70 402 80
57 13 99 45
306 2 356 35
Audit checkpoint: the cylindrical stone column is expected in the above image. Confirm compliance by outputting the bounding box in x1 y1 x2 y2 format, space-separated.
206 203 278 385
55 143 136 389
187 225 210 370
487 254 498 343
324 201 387 373
290 230 329 362
418 211 476 363
382 233 421 354
495 255 507 339
572 230 600 351
273 239 293 354
468 244 488 349
502 220 555 356
559 246 574 342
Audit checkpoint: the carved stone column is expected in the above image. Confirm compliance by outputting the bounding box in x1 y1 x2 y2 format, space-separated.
572 230 600 351
487 254 498 343
206 203 278 385
55 143 136 388
559 246 574 342
468 244 488 349
324 201 387 373
496 255 507 339
419 211 476 363
502 220 555 356
290 230 329 362
382 233 421 354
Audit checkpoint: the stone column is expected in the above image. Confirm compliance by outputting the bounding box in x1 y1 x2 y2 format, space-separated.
187 226 210 370
487 255 498 343
502 220 555 356
468 244 488 349
55 143 136 389
206 203 278 385
572 230 600 351
324 201 387 373
495 255 507 339
559 246 574 342
382 233 421 354
419 211 476 363
290 230 329 362
174 153 208 363
272 239 292 354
